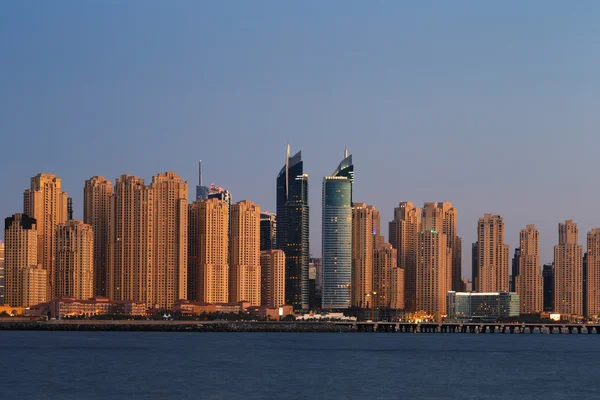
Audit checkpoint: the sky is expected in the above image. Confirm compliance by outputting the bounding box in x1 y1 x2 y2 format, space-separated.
2 1 600 277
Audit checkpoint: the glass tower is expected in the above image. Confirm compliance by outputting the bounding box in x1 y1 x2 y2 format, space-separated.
322 150 353 310
260 212 276 251
276 145 310 311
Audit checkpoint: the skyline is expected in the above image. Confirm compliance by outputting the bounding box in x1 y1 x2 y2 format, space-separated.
4 2 600 272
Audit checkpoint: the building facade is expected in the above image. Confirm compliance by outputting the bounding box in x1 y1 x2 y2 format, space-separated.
542 263 554 312
554 220 583 315
230 200 261 306
586 229 600 317
0 241 4 305
259 212 277 251
55 220 94 300
276 145 309 311
515 225 543 314
474 214 509 293
83 176 112 297
447 291 519 321
373 243 403 309
351 203 378 308
260 250 285 308
23 173 68 300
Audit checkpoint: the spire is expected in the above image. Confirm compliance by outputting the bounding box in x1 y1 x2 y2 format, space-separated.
199 160 202 186
285 144 290 197
344 147 348 159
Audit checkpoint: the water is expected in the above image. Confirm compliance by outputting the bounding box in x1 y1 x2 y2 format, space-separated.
0 331 597 399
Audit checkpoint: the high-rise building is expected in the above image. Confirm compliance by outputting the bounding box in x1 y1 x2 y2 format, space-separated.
0 241 4 305
276 145 309 311
389 202 420 311
435 202 462 292
189 198 229 303
83 176 112 297
322 151 353 310
23 173 68 300
373 243 403 309
310 257 323 307
260 212 277 251
474 214 509 293
554 220 583 316
351 202 377 308
515 225 543 314
21 266 47 307
230 200 261 306
417 229 448 319
586 229 600 317
542 263 554 312
471 242 478 291
511 248 520 293
108 175 152 306
196 161 209 201
149 172 188 309
4 213 44 307
260 250 285 308
55 220 94 299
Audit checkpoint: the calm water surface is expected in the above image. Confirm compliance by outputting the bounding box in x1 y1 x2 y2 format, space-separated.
0 331 597 399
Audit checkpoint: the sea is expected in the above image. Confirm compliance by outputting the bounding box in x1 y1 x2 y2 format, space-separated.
0 331 597 399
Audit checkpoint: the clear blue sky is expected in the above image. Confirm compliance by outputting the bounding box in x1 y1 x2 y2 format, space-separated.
2 1 600 276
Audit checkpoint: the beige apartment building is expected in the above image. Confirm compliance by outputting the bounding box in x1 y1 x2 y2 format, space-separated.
351 203 379 308
189 198 229 303
260 250 286 308
389 202 420 311
554 220 583 316
55 220 94 300
108 175 152 306
23 173 68 300
4 213 46 307
586 229 600 317
436 202 462 292
417 229 448 319
475 214 509 293
373 243 403 309
83 176 112 297
149 172 188 309
230 200 261 306
515 225 543 314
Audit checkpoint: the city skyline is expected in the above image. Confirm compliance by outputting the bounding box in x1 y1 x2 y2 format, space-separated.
4 2 600 275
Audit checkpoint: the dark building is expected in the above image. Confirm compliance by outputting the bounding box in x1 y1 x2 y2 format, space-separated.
67 197 74 220
511 247 520 292
583 253 588 317
471 243 478 292
543 263 554 312
276 145 309 311
260 212 276 251
196 161 210 201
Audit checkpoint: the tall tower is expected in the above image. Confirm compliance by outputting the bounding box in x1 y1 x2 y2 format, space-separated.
351 203 378 308
83 176 112 297
389 202 420 311
515 225 543 314
322 151 353 310
554 220 583 315
260 250 286 308
4 214 44 307
55 220 94 299
475 214 509 293
586 229 600 317
0 240 4 305
190 198 229 303
276 145 309 311
107 175 152 305
230 200 261 306
149 172 188 309
435 202 461 292
23 173 68 300
196 161 210 201
373 242 403 309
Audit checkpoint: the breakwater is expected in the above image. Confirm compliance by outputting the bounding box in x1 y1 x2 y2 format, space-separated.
0 320 355 332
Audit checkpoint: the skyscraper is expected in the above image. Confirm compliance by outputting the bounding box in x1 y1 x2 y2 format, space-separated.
389 202 420 311
4 213 45 307
260 212 277 251
149 172 188 309
0 241 4 305
373 242 403 309
55 220 94 299
511 248 520 292
108 175 152 305
554 220 583 315
585 228 600 317
23 173 68 300
542 263 554 312
260 250 286 308
230 200 261 306
322 151 353 310
196 161 209 201
434 202 462 292
351 202 377 308
276 145 309 311
83 176 112 297
515 224 543 314
474 214 509 293
189 198 229 303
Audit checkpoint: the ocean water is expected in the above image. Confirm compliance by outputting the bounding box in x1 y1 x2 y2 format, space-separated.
0 331 597 399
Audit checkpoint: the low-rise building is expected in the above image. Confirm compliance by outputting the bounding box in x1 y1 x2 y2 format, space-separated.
26 296 147 318
447 291 519 321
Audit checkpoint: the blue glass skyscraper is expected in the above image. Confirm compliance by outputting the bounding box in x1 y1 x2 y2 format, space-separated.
322 150 353 310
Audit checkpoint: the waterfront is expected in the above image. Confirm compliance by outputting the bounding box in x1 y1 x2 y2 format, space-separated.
0 332 598 399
